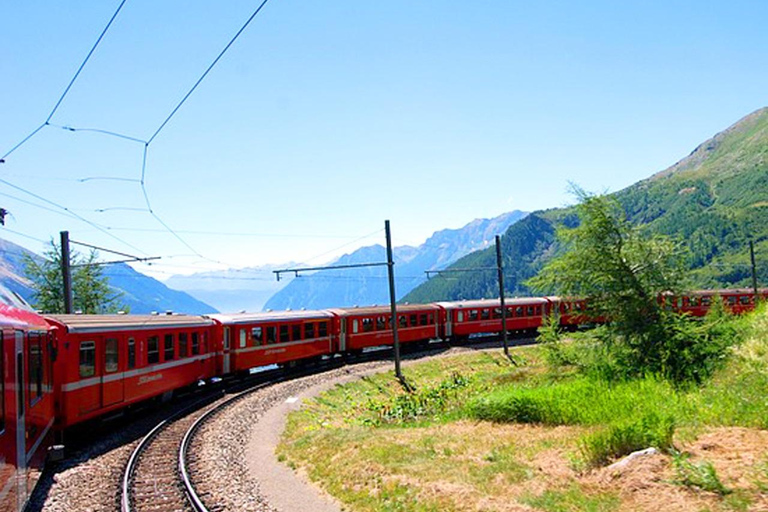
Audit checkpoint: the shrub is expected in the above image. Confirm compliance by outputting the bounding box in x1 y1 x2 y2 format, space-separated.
672 452 731 495
579 413 675 467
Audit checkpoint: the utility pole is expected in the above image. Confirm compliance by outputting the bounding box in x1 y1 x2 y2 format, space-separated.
750 240 759 301
60 230 73 314
495 235 512 362
385 220 403 382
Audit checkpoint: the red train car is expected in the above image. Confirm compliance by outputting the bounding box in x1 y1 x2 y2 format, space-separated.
0 295 56 512
46 314 216 428
664 289 768 317
208 310 336 373
437 298 550 340
330 304 441 352
545 296 593 329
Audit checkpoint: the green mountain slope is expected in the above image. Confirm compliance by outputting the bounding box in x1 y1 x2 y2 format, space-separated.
404 108 768 303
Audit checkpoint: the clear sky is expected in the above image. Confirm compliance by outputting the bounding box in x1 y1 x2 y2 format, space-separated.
2 1 767 280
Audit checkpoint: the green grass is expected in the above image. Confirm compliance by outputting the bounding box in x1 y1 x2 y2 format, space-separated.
278 307 768 511
521 485 620 512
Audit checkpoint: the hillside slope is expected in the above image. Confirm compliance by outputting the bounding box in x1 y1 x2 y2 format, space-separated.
404 108 768 303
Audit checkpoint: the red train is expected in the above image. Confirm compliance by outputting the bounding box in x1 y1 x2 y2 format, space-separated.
0 285 765 511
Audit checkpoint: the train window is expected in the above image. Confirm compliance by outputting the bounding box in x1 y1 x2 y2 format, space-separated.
104 338 119 374
191 332 200 355
727 296 737 306
223 327 230 350
362 318 373 332
410 314 417 326
399 316 407 328
701 296 711 306
279 326 289 343
515 306 523 316
266 327 276 344
376 317 386 330
306 323 315 338
318 322 328 337
128 338 136 369
27 334 42 403
689 297 700 307
526 306 533 316
352 320 359 334
147 336 159 364
457 312 463 323
481 309 490 320
740 296 751 305
535 306 541 315
420 314 428 325
16 353 23 417
239 329 247 349
428 314 434 324
292 325 301 341
179 333 188 357
469 310 478 321
493 308 502 319
252 327 263 345
164 334 175 361
79 341 96 378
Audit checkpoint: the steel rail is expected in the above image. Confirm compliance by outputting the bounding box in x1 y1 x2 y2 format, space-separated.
120 392 223 512
179 379 283 512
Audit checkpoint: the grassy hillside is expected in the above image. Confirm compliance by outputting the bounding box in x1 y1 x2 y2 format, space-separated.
405 108 768 303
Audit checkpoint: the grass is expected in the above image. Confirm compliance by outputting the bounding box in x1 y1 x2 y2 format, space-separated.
278 307 768 511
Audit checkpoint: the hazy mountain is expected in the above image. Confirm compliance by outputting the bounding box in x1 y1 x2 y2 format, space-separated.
404 107 768 303
263 211 528 310
0 237 217 314
163 264 294 313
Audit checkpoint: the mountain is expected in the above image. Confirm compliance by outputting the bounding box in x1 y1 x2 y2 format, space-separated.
0 237 217 314
163 264 294 313
404 108 768 303
263 211 528 310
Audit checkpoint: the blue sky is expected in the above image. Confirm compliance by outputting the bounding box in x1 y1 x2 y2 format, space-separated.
2 1 767 279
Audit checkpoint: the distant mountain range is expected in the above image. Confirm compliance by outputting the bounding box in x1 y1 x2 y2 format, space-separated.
163 264 294 313
0 237 217 314
262 211 528 310
404 107 768 303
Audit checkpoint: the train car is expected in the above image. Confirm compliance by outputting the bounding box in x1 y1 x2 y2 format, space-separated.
0 292 56 512
667 288 768 317
544 296 593 329
46 314 216 428
329 304 441 352
436 297 549 340
207 310 336 373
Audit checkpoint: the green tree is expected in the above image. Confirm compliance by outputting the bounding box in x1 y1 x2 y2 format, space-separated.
23 240 125 314
527 187 730 382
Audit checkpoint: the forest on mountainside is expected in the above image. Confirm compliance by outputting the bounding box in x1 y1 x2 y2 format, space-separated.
404 107 768 303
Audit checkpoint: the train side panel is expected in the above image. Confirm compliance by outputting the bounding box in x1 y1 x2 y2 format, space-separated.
48 315 216 428
209 311 336 372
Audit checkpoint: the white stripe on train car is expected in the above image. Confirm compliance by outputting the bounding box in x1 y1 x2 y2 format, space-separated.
61 353 215 393
233 337 331 354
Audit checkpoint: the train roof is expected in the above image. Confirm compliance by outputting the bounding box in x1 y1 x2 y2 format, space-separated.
330 303 441 316
0 303 50 330
435 297 549 309
673 288 768 296
208 309 335 324
45 314 214 333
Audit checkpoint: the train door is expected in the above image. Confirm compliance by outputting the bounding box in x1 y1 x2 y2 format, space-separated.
101 337 124 407
14 331 26 511
77 339 101 415
222 327 231 374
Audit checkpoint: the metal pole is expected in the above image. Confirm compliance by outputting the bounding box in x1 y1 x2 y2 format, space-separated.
750 240 759 301
385 220 402 381
495 235 510 358
60 230 73 314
